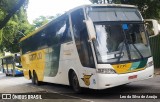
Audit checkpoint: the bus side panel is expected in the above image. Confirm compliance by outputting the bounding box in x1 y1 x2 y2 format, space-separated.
43 42 97 89
7 64 13 75
21 54 30 79
43 45 61 79
14 67 23 75
43 44 68 84
21 49 46 81
43 42 76 85
3 64 13 75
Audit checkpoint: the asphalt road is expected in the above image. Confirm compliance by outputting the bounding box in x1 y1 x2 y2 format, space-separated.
0 72 160 102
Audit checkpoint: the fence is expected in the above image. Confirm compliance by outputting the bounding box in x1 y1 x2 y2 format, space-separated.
149 34 160 68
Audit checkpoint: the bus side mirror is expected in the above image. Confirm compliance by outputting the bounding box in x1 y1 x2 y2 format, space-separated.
84 18 96 40
152 20 160 35
145 19 160 36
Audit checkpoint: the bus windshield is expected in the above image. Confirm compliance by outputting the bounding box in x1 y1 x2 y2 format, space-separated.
93 22 151 64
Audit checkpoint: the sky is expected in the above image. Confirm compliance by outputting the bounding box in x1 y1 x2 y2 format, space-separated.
27 0 91 23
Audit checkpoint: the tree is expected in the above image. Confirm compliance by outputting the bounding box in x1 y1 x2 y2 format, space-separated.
32 14 60 29
116 0 160 19
32 16 53 29
0 0 27 30
0 0 32 53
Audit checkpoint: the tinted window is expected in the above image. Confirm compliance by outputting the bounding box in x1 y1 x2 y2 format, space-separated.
71 9 95 68
21 15 72 54
47 16 72 46
21 29 48 54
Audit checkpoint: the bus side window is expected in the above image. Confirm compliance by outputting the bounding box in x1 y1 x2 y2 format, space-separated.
56 17 72 44
29 35 39 51
60 18 72 43
46 23 57 46
47 16 72 46
21 39 29 54
37 30 48 49
47 20 65 46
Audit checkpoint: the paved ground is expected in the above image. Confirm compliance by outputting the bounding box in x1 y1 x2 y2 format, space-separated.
0 69 160 102
155 68 160 75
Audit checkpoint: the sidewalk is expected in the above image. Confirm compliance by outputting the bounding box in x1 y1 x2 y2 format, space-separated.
154 68 160 75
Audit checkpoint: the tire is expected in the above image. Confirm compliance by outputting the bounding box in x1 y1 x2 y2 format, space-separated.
6 73 9 76
5 70 9 76
71 71 82 93
11 69 15 77
31 72 35 84
32 71 40 86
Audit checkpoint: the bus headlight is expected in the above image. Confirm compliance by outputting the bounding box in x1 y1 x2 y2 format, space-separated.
146 61 153 68
97 68 116 74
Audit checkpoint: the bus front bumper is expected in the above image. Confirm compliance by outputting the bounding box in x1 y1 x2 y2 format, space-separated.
96 67 154 89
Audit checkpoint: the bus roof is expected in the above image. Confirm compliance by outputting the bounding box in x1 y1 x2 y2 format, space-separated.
90 4 137 8
20 4 137 42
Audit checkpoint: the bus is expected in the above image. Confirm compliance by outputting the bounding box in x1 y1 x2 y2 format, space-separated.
1 53 23 76
20 4 154 93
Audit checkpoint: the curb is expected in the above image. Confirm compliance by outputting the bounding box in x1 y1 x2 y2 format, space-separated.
155 72 160 75
154 70 160 75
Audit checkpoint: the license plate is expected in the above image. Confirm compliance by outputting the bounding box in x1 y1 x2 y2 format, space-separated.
128 75 137 80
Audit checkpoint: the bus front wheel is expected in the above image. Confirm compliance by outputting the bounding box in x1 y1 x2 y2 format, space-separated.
71 71 82 93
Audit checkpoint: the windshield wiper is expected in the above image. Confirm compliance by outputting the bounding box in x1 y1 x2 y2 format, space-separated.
117 30 132 62
117 40 125 62
117 24 144 62
130 43 144 59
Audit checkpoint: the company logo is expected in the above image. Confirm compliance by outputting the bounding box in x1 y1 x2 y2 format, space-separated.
1 94 42 99
2 94 11 99
29 52 42 61
81 74 93 86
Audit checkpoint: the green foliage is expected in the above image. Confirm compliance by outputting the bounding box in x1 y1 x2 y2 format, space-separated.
32 15 59 29
0 0 32 53
0 0 18 14
120 0 160 19
0 0 61 54
32 16 51 28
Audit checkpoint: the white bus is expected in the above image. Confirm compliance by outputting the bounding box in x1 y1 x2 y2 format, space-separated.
20 4 154 93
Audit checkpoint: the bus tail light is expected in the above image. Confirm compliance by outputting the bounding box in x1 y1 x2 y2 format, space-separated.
97 68 116 74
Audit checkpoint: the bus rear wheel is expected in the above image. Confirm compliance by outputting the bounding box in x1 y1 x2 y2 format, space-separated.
5 73 9 76
32 71 40 86
71 71 82 93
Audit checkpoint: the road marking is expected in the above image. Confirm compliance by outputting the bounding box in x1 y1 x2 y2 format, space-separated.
26 84 94 102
